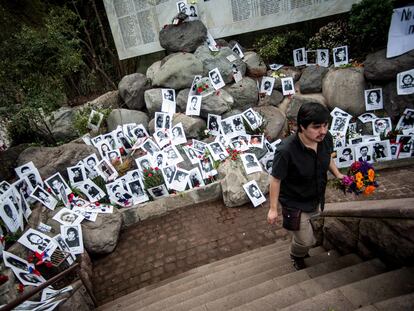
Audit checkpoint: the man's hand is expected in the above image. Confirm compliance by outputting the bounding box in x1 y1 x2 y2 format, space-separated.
267 208 278 224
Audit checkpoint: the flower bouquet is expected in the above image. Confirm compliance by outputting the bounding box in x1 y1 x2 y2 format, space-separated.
340 161 378 195
142 167 169 199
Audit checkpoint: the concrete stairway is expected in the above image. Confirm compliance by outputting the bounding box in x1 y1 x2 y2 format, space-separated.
96 239 414 311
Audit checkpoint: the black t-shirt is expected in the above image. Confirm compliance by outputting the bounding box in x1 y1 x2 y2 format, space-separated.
271 132 333 212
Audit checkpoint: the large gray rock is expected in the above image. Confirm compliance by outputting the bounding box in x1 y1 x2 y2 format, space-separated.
82 209 123 255
223 77 259 111
268 67 302 91
253 106 286 141
299 66 329 94
176 88 191 113
47 107 77 141
144 89 164 118
146 60 162 82
382 80 414 118
83 91 121 109
200 88 233 118
364 49 414 82
194 46 246 84
258 90 284 107
17 143 97 179
243 51 267 78
286 94 327 120
0 144 29 181
159 21 207 53
222 109 243 119
218 159 269 208
153 53 204 89
107 109 149 131
172 113 206 138
118 73 151 110
322 67 366 116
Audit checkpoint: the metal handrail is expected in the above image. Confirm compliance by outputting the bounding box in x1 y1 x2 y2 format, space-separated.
0 263 80 311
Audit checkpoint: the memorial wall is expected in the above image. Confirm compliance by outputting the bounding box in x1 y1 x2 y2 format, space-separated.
103 0 360 60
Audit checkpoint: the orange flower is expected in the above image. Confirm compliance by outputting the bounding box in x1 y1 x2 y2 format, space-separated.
364 185 376 195
368 169 375 182
355 172 363 182
356 181 364 189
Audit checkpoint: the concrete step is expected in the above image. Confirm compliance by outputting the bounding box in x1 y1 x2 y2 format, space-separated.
119 247 326 311
97 239 291 311
231 258 386 311
165 252 357 311
355 292 414 311
278 267 414 311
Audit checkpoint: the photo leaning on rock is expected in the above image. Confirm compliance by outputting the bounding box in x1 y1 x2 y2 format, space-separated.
0 0 414 310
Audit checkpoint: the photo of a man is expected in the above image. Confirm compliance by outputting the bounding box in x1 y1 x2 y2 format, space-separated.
208 68 225 90
243 181 266 207
333 46 349 67
358 145 372 162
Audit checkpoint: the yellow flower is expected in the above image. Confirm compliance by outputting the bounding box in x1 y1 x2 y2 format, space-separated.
368 169 375 182
356 181 364 189
364 185 376 195
355 172 363 182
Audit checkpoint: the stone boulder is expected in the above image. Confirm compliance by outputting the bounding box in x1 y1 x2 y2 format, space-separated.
107 109 149 131
200 88 233 118
152 53 204 89
223 77 259 111
144 88 164 118
118 73 151 110
218 160 269 208
382 81 414 118
222 109 243 119
146 60 162 82
268 67 302 91
172 113 206 138
364 49 414 82
46 107 78 142
83 91 121 109
299 66 329 94
82 209 123 255
286 94 327 120
322 67 366 116
253 106 286 141
176 88 191 113
17 143 97 179
258 90 284 107
243 52 267 77
194 46 246 84
159 21 207 53
0 144 29 181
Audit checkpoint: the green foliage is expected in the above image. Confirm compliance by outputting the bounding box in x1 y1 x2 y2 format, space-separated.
307 19 350 50
348 0 393 55
254 31 307 65
143 167 165 189
73 107 112 135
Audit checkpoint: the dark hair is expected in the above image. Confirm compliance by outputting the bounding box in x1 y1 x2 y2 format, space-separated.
297 102 329 132
343 148 352 154
360 146 368 151
67 227 78 236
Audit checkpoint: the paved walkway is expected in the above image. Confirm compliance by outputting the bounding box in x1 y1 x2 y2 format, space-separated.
92 166 414 305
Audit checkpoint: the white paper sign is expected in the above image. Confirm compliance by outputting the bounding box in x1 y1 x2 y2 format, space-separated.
387 6 414 58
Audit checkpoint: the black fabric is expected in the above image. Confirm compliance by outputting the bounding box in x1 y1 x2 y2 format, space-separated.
282 206 302 231
271 132 333 212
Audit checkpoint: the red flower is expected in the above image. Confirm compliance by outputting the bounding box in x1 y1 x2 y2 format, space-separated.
17 284 25 293
0 274 9 285
154 167 159 171
197 87 203 93
45 262 53 268
46 188 52 193
205 85 209 88
148 173 153 177
68 193 75 202
216 91 220 96
95 202 100 206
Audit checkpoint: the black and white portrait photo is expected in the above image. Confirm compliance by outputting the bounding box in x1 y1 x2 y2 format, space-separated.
91 134 103 147
192 139 207 153
13 176 34 201
107 148 122 163
364 88 383 111
106 180 132 207
44 173 71 198
241 153 262 175
316 49 329 67
0 196 21 233
232 43 244 58
242 108 260 130
161 89 176 115
231 115 246 133
190 75 202 95
333 46 349 67
170 169 190 192
358 112 378 123
249 134 264 149
188 4 199 20
207 114 221 136
18 228 56 254
154 151 167 168
280 77 295 96
132 124 149 140
164 145 184 166
95 159 118 182
154 112 168 131
335 146 355 168
243 180 266 207
198 156 217 179
186 95 202 116
53 207 84 227
127 179 149 204
396 69 414 95
396 108 414 130
207 142 228 162
293 47 306 67
141 138 160 156
260 77 275 96
208 68 225 90
330 107 350 119
183 146 201 165
188 167 205 188
372 117 392 136
206 31 219 51
330 116 349 134
15 161 43 189
30 186 58 211
390 142 400 159
220 118 236 137
0 181 11 195
136 155 153 172
3 251 33 272
153 129 170 149
147 184 169 199
355 144 374 163
61 224 84 255
16 270 46 287
260 153 274 174
396 135 413 158
162 165 177 185
78 179 105 202
170 123 187 146
82 153 99 179
372 140 392 162
67 165 87 186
